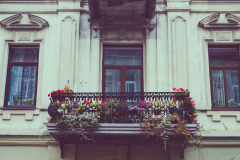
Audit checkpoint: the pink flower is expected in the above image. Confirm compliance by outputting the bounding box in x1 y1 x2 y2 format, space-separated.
173 87 177 91
76 100 79 102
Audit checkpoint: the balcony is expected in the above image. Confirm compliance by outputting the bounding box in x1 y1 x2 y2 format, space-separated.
46 91 197 157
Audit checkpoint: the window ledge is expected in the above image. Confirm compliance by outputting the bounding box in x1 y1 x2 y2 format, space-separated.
207 111 240 122
0 109 39 121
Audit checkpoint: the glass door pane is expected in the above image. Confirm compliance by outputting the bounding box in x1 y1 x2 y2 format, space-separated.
212 70 225 107
125 69 141 92
105 69 121 92
226 70 240 107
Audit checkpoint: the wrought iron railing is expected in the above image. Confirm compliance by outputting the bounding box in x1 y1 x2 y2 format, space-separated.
48 92 193 123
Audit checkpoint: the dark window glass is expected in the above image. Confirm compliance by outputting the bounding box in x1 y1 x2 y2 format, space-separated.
104 47 143 65
209 46 240 109
6 46 39 107
209 47 238 66
103 46 143 93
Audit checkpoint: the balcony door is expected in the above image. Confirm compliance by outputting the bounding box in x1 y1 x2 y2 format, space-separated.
103 46 143 93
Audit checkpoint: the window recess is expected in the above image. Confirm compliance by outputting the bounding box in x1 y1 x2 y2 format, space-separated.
4 46 39 109
209 45 240 109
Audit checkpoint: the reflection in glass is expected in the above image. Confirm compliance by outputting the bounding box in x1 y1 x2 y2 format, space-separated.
21 66 37 105
105 69 121 92
209 47 239 66
104 47 142 65
226 70 240 107
212 70 225 107
125 69 141 92
8 66 23 105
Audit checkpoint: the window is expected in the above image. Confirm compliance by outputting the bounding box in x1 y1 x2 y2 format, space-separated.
209 45 240 109
103 45 143 93
4 46 39 109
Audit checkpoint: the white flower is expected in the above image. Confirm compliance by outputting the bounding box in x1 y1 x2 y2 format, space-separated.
61 104 65 107
58 109 63 112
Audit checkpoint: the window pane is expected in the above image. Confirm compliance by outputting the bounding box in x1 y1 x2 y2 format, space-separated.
125 69 141 92
105 69 121 92
209 47 239 66
21 66 37 106
8 66 23 105
10 47 39 62
226 70 240 107
104 47 142 65
212 70 225 107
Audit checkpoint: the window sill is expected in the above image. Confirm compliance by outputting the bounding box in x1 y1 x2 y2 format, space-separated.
1 106 36 110
0 108 39 121
207 111 240 122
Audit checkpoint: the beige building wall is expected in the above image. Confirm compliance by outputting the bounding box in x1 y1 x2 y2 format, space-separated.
0 0 239 160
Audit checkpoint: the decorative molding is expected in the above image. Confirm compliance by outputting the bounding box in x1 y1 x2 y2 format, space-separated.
198 13 240 29
62 16 75 22
28 14 49 27
0 14 49 30
0 14 23 27
93 16 156 39
166 8 191 12
198 13 220 28
171 16 188 89
59 16 77 90
0 109 39 121
207 111 240 122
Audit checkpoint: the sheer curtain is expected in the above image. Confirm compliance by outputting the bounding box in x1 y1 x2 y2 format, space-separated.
212 70 225 107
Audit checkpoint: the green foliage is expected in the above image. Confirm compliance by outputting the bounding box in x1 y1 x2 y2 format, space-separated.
53 110 100 142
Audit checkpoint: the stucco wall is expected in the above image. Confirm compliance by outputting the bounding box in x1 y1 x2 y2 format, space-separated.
0 0 239 160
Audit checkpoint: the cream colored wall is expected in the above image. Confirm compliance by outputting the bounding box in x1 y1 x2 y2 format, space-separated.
0 0 240 160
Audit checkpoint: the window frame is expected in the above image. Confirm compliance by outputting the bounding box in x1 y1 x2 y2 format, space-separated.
209 45 240 110
4 45 39 110
102 45 144 93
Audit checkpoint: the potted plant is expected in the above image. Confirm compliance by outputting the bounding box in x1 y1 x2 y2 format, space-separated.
12 92 21 105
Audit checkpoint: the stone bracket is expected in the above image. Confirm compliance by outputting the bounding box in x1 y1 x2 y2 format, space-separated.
0 109 39 121
207 111 240 122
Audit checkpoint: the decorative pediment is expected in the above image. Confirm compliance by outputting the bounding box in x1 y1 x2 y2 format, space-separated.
198 13 240 29
0 14 49 30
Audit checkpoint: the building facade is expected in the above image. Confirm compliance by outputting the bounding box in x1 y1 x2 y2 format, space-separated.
0 0 240 160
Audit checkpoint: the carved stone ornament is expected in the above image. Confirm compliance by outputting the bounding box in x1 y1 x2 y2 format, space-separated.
198 13 240 29
0 14 49 30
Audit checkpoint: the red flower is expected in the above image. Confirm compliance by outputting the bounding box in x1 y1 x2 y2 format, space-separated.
99 104 102 106
82 102 85 105
96 98 99 100
173 87 176 91
72 109 74 113
87 102 90 104
48 94 50 97
52 91 57 93
86 100 89 103
76 100 79 102
173 97 176 102
90 100 92 103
